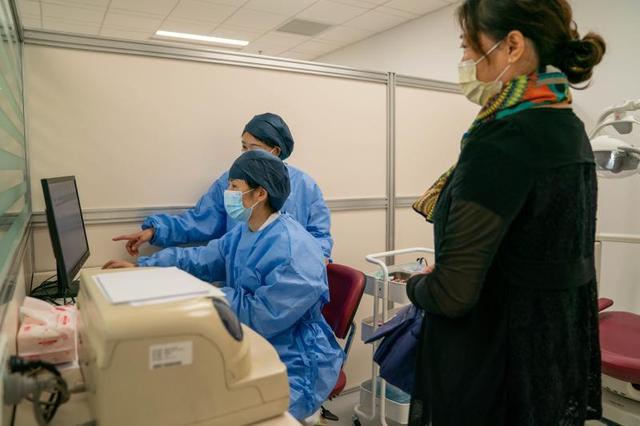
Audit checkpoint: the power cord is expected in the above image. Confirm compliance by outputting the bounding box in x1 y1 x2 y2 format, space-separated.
30 276 77 305
4 356 70 425
29 276 57 297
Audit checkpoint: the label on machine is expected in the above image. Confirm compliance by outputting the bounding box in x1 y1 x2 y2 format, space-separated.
149 341 193 369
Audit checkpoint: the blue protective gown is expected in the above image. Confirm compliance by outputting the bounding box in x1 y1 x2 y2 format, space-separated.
139 164 333 259
139 214 343 419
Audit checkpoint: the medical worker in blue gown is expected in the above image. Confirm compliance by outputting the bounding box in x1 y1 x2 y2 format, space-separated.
104 150 343 422
112 113 333 269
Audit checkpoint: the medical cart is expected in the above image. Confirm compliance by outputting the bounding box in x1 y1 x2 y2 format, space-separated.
353 248 434 426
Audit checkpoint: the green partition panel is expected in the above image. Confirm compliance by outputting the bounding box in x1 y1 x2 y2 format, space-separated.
0 0 28 290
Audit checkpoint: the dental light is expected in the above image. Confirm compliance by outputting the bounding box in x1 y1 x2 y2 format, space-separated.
589 99 640 178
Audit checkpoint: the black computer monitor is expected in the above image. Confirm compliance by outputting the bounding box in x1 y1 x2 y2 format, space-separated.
36 176 90 299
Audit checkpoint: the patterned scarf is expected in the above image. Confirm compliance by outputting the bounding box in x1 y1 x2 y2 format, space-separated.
412 66 572 223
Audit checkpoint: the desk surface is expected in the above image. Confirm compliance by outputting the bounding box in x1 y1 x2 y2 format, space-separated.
15 392 300 426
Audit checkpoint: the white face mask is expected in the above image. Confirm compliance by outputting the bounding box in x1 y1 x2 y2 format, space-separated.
224 189 260 222
458 40 511 106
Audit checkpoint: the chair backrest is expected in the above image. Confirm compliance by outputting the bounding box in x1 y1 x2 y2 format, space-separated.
598 297 614 312
322 263 366 339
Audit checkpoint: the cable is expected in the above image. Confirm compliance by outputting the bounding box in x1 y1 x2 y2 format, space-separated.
30 282 58 293
29 277 60 303
10 356 62 377
10 403 16 426
29 273 58 296
6 356 70 426
36 376 68 423
30 277 78 305
27 376 68 425
30 274 58 292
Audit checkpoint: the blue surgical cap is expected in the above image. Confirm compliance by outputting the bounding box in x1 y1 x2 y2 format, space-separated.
229 150 291 212
243 113 294 160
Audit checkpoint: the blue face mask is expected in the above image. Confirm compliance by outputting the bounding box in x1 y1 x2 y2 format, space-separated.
224 189 257 222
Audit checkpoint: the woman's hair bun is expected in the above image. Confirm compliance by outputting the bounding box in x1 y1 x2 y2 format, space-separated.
557 32 606 85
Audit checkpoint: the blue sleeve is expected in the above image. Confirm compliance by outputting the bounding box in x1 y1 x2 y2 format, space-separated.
137 237 227 283
221 259 326 339
305 183 333 259
142 175 228 247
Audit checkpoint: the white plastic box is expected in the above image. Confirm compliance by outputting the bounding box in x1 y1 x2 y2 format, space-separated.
364 263 423 304
357 378 410 426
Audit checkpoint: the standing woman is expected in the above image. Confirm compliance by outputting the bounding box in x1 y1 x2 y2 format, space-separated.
407 1 605 425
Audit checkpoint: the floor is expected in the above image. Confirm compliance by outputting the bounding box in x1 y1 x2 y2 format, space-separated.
323 390 609 426
322 389 359 426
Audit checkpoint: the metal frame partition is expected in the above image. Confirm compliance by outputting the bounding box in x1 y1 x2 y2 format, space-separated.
7 30 468 426
21 30 462 258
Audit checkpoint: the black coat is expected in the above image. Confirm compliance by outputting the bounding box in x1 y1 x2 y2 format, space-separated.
406 108 602 426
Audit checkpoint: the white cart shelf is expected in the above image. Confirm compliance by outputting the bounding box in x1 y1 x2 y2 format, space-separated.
354 247 434 426
364 264 418 304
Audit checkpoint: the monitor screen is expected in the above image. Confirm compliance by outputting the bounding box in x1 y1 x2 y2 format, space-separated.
41 176 90 294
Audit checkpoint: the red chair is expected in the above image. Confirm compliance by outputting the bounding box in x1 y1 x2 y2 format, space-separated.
598 297 640 423
321 263 366 421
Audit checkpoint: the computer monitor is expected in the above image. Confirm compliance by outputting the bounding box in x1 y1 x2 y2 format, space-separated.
36 176 90 299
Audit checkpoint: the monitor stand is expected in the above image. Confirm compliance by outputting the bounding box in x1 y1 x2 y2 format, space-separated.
30 265 80 299
30 279 80 299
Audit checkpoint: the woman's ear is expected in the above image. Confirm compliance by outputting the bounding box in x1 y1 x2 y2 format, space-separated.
256 187 269 202
506 30 526 63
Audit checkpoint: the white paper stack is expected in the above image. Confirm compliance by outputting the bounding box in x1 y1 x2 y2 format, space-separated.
93 267 223 305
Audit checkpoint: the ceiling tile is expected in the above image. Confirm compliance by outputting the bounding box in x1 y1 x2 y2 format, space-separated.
290 39 340 56
330 0 381 8
17 0 41 17
376 5 417 19
244 0 316 16
211 25 263 41
298 0 367 25
315 25 372 43
169 0 237 24
17 0 445 55
345 9 407 32
110 0 180 16
151 35 247 50
241 45 286 56
223 9 289 32
42 17 101 34
276 19 331 36
102 11 164 31
280 50 315 61
159 19 217 35
247 32 310 51
41 2 106 24
384 0 447 15
41 0 110 6
205 0 247 6
100 26 152 41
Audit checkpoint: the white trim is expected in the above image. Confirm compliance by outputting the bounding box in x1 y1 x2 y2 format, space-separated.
23 30 389 83
396 74 460 94
30 197 389 226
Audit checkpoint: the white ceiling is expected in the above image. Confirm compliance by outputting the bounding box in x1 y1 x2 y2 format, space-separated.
16 0 457 61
